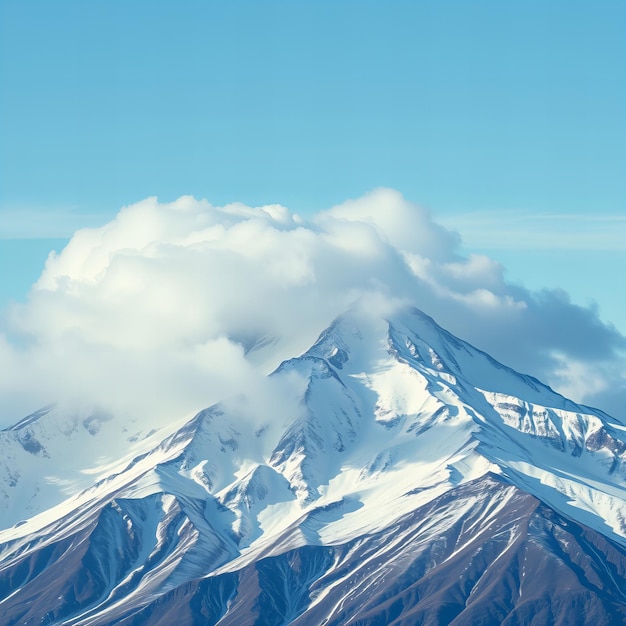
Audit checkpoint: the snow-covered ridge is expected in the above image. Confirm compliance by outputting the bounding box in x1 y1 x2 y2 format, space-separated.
1 304 625 624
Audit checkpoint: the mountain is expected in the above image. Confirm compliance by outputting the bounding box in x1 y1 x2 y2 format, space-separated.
1 305 625 625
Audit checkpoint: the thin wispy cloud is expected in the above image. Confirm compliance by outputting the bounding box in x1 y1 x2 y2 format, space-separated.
0 207 109 239
441 211 626 251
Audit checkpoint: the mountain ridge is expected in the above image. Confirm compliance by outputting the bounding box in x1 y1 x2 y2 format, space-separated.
1 303 625 625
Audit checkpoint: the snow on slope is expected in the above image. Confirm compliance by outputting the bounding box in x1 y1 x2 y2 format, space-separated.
2 475 624 626
0 304 625 625
1 304 624 548
0 403 182 529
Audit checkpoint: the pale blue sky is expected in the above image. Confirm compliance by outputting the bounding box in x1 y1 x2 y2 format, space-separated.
1 1 625 331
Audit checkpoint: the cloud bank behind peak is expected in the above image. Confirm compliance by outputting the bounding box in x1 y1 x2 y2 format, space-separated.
2 189 624 427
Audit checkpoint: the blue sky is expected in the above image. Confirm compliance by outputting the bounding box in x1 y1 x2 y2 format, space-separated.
1 0 625 332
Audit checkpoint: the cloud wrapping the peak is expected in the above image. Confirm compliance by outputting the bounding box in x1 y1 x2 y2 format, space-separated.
320 188 460 260
1 189 624 427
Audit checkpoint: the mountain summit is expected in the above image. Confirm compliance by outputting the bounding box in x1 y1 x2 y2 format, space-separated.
1 305 625 625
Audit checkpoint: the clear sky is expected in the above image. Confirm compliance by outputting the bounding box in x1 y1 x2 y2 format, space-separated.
1 0 625 332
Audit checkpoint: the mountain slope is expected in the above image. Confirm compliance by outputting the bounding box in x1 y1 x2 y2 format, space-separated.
0 304 624 625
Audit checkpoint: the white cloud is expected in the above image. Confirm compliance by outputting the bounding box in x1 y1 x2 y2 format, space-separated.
1 190 624 428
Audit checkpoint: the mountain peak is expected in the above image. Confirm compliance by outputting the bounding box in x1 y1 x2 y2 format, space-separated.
1 304 625 624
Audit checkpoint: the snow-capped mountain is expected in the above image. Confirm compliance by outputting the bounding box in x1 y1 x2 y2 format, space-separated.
1 306 625 625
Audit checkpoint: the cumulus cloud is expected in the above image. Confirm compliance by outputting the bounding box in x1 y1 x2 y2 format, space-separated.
1 189 624 428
